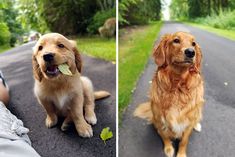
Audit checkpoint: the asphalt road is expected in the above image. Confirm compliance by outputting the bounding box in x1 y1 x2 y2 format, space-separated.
0 42 116 157
119 21 235 157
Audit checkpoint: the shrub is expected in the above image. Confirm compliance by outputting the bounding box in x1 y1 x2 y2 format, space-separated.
87 8 116 34
194 10 235 30
126 12 148 25
0 22 11 45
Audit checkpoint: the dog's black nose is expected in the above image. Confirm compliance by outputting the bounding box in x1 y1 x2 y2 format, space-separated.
43 53 54 62
184 48 195 58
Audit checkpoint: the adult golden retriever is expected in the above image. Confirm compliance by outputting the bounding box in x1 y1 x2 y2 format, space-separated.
134 32 204 157
32 33 110 138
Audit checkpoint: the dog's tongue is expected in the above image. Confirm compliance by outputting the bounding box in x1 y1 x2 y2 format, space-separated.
47 65 58 74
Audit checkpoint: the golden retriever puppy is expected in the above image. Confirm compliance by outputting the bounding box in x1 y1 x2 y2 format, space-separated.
134 32 204 157
98 18 116 38
32 33 110 138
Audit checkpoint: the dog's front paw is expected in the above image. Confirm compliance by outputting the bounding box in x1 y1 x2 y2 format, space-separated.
76 122 93 138
176 153 187 157
194 123 202 132
61 122 70 131
85 111 97 125
45 115 58 128
164 145 174 157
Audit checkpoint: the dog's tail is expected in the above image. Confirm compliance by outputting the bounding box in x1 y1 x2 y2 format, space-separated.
94 91 110 100
133 102 153 123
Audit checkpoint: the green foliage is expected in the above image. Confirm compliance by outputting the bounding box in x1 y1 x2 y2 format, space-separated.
142 0 161 20
97 0 115 11
87 8 115 34
171 0 235 20
0 0 23 46
194 10 235 30
171 0 235 32
119 0 139 25
17 0 51 33
188 0 202 18
39 0 97 35
16 0 116 35
0 0 116 48
170 0 188 20
119 0 161 26
126 11 149 25
0 22 10 45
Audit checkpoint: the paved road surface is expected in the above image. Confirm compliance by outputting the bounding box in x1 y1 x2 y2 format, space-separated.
120 21 235 157
0 42 116 157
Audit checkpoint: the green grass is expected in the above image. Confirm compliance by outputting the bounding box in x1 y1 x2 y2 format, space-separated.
119 21 163 117
0 44 10 53
184 22 235 41
76 36 116 61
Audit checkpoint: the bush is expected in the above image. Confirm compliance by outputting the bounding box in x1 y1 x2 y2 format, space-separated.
119 0 161 26
87 8 116 34
194 10 235 30
0 22 11 45
126 12 148 25
10 33 17 47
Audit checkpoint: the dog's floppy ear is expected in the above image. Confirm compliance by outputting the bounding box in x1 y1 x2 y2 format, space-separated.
69 40 82 73
195 44 202 71
153 34 171 67
32 54 43 82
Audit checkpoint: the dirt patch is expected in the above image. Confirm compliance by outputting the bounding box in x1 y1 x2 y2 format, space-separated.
119 25 149 41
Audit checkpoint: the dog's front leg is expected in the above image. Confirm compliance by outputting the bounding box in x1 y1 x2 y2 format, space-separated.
157 129 174 157
37 97 58 128
176 126 193 157
61 115 72 131
82 77 97 125
70 95 93 138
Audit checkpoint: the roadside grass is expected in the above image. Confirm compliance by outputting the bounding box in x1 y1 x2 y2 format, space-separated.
0 44 11 53
184 22 235 41
76 36 116 61
119 21 163 120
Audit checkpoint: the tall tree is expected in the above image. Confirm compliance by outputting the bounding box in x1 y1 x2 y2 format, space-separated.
119 0 162 26
188 0 202 18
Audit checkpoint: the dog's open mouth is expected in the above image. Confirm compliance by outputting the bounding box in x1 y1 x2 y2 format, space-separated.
45 65 60 77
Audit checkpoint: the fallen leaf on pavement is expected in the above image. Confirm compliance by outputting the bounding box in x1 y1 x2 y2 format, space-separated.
100 127 113 144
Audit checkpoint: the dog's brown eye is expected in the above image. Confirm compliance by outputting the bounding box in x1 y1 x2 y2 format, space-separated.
192 42 196 46
38 46 43 51
58 44 64 48
173 39 180 43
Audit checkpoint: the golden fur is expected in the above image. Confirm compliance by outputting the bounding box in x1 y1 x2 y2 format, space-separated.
98 18 116 38
32 33 110 138
134 32 204 157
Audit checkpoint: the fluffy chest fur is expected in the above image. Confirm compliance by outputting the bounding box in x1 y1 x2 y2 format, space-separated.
50 92 72 110
34 75 83 115
151 69 204 138
160 107 191 138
